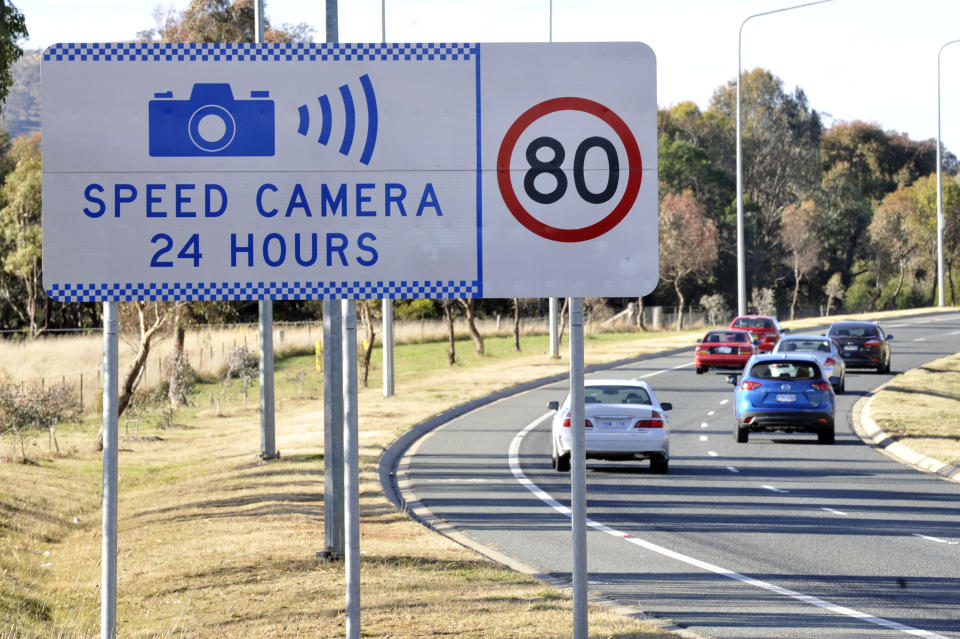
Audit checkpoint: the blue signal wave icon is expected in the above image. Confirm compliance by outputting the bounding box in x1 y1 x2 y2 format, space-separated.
296 74 378 165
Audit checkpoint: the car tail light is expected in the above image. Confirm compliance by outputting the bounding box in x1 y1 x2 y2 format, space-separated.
633 412 664 428
824 357 836 366
811 381 831 391
741 381 761 390
864 340 882 347
739 346 753 354
562 417 593 428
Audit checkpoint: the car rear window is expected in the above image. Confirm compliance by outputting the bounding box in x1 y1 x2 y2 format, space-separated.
779 339 831 353
733 318 773 329
705 331 748 343
749 361 822 380
830 325 877 338
584 386 651 405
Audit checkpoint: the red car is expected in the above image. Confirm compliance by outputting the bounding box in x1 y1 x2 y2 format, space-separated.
695 329 757 374
729 315 785 353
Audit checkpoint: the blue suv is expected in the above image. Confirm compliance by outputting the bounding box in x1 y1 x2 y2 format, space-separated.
727 354 836 444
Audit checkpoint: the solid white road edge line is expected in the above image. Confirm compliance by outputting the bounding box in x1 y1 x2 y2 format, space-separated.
510 413 950 639
911 533 959 545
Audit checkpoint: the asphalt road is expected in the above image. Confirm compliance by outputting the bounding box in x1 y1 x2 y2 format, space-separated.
391 312 960 639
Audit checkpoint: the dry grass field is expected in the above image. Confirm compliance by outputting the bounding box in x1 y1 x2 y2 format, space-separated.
868 351 960 466
0 306 953 638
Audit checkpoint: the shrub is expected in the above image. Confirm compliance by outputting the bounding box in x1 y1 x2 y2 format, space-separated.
0 375 81 460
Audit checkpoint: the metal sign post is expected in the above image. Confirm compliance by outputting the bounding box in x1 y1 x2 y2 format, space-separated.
101 302 118 639
258 299 277 458
549 297 560 359
342 300 361 639
382 299 395 397
568 297 587 638
322 299 344 558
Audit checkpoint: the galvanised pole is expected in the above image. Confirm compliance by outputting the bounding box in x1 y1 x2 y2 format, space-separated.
100 302 118 639
254 0 277 459
342 300 361 639
937 39 960 308
737 0 833 316
569 297 587 639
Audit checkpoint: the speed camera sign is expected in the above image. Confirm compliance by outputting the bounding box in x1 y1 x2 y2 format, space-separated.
42 42 657 301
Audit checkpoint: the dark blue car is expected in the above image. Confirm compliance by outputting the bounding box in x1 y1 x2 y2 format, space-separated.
727 354 836 444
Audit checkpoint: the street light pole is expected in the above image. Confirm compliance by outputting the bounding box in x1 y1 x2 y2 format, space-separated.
937 39 960 308
736 0 833 316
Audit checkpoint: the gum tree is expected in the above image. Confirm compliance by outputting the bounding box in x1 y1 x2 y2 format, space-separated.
659 190 718 330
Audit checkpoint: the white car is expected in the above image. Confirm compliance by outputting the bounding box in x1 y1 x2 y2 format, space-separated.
548 379 672 473
773 334 847 393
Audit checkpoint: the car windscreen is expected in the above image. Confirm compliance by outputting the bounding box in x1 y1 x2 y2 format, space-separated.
778 339 831 353
829 325 877 338
584 386 651 405
749 361 822 380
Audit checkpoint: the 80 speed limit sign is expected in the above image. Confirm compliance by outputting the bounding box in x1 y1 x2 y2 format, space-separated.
482 42 657 298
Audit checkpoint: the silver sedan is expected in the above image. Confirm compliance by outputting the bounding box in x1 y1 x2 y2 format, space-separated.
773 334 847 393
548 379 672 473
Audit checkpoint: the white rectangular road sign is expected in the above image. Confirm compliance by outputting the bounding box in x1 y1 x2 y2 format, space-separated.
41 42 657 301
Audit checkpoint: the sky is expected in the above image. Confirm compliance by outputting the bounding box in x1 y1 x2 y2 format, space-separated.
17 0 960 154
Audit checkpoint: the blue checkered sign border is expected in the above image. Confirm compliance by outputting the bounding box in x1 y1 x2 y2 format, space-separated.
44 42 479 63
48 280 482 302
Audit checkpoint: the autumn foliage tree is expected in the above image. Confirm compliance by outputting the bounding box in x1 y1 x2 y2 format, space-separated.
659 190 718 330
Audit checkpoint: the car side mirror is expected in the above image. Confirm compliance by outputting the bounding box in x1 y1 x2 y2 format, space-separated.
886 335 894 341
660 402 673 411
753 339 761 346
781 328 790 333
725 374 739 386
547 401 559 411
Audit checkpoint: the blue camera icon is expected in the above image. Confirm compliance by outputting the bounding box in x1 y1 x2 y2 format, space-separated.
149 83 275 157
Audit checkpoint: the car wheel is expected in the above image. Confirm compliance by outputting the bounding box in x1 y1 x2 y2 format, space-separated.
696 366 706 375
882 358 891 374
553 450 570 472
839 378 845 394
650 454 668 474
818 423 835 445
736 426 748 443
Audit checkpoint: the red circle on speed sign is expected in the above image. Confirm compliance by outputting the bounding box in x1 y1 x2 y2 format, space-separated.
496 97 643 243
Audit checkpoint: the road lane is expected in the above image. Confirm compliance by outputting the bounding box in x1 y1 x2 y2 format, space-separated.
393 312 960 638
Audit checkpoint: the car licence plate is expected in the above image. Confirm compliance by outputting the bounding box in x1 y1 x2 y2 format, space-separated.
776 393 797 403
844 344 858 351
598 419 630 430
717 346 732 354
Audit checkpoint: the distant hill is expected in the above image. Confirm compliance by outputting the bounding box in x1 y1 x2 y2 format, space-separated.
2 49 41 140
